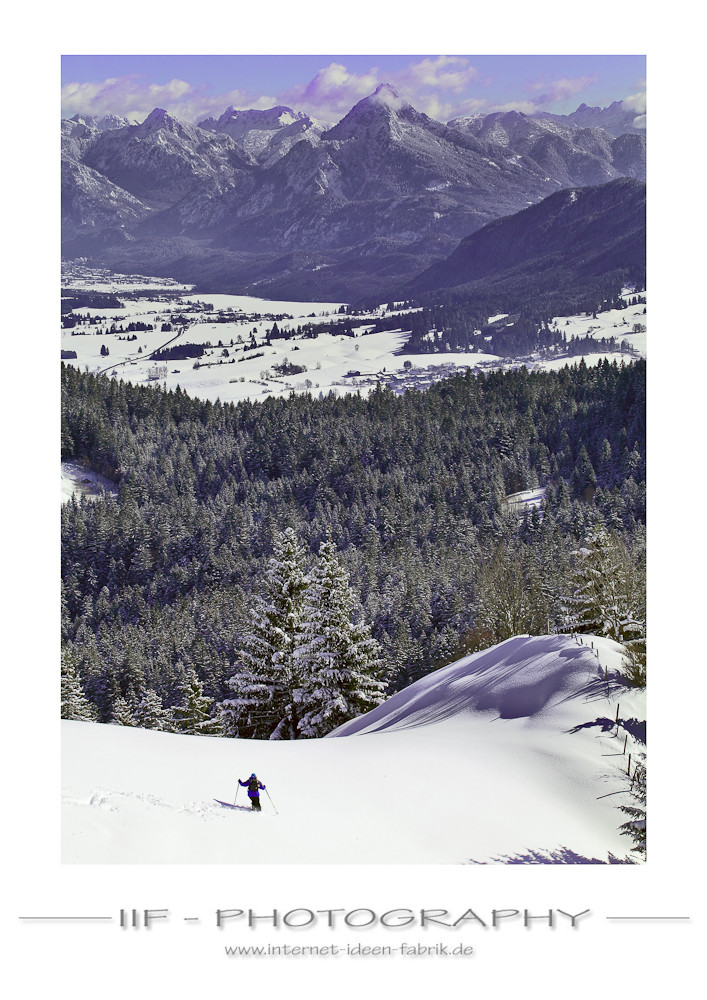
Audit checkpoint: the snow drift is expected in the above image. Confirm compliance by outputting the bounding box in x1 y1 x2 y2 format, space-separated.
61 634 645 864
330 634 605 734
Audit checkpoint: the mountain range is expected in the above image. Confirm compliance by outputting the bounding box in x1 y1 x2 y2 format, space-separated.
61 85 646 301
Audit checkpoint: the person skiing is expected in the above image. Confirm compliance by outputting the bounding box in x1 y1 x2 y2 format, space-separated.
239 773 266 811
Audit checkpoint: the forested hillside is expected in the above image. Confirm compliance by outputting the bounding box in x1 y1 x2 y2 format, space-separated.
407 179 645 308
61 358 646 730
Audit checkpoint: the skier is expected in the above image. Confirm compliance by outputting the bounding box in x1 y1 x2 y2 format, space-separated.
239 773 266 811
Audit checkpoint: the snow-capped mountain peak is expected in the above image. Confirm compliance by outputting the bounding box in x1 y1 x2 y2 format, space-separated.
369 82 406 110
61 90 646 299
196 104 326 165
206 105 308 131
63 113 132 139
348 83 411 119
323 83 420 141
136 107 179 134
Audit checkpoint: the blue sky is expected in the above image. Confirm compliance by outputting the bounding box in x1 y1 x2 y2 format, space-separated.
61 54 646 125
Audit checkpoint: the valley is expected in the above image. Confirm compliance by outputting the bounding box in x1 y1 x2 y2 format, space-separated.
61 262 646 406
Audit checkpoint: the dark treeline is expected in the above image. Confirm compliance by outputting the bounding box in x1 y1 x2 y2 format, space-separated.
153 343 206 361
61 358 645 724
60 289 124 315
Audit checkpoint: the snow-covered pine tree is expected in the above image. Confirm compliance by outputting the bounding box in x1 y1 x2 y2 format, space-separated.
295 538 386 738
220 527 309 740
619 758 646 858
111 695 136 726
173 668 223 735
558 526 645 645
134 688 174 731
61 648 97 721
571 444 597 499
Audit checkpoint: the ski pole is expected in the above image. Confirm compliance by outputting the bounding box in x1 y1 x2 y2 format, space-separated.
233 784 239 807
266 789 278 815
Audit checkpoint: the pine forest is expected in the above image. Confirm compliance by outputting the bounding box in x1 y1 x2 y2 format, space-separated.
61 356 646 737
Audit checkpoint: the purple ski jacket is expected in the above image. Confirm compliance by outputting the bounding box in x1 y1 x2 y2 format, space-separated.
239 777 265 799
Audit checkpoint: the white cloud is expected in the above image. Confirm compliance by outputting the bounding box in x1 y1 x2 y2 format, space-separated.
279 56 487 123
527 75 599 106
396 55 481 94
623 90 647 114
61 74 278 124
411 94 455 121
60 60 625 128
280 62 381 121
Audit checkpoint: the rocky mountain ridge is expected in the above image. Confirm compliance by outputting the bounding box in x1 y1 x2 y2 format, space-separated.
61 86 646 300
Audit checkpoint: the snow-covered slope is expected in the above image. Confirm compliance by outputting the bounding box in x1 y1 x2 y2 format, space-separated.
61 634 645 865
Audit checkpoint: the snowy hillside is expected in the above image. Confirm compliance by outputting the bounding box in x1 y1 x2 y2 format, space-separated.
62 634 645 865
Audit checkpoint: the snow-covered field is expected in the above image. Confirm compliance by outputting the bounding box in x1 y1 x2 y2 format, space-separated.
61 460 118 502
504 487 547 512
60 292 499 404
61 268 646 405
62 634 645 865
549 292 647 356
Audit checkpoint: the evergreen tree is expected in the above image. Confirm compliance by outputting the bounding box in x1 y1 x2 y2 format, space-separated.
621 636 647 687
61 361 646 711
619 759 646 858
295 538 385 738
134 688 174 731
572 445 597 499
111 695 136 726
220 528 310 739
173 668 223 735
61 648 97 721
598 438 614 485
558 527 645 644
